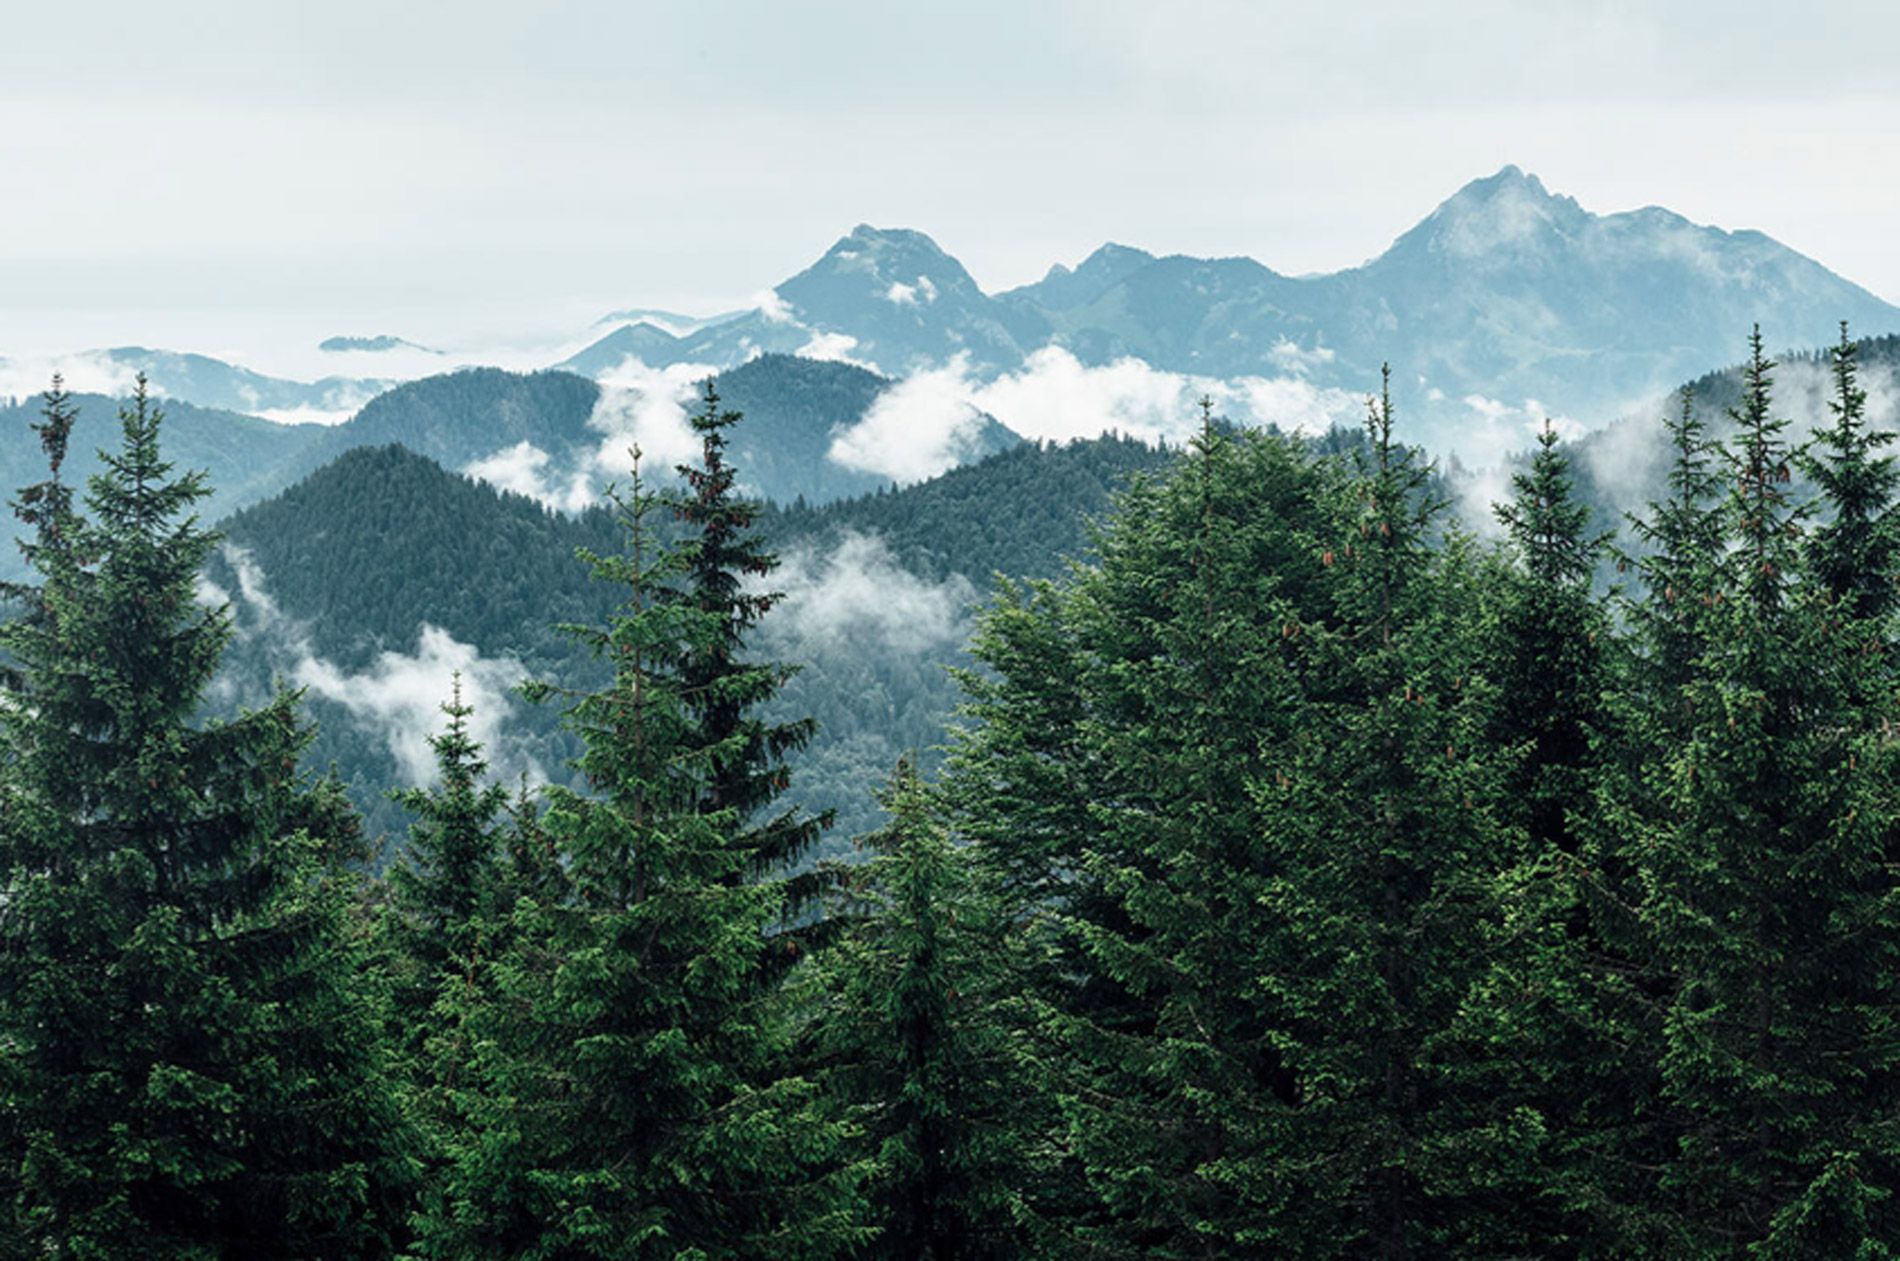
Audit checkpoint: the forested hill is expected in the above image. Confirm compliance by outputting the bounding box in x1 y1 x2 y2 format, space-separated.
0 391 325 527
211 432 1171 843
291 354 1021 510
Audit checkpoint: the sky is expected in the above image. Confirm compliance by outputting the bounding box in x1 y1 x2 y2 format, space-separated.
4 0 1899 373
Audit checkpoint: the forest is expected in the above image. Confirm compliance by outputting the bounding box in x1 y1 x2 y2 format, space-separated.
4 322 1900 1259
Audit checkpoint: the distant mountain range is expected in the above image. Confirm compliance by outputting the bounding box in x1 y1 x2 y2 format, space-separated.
0 356 1020 575
558 167 1900 445
7 167 1896 456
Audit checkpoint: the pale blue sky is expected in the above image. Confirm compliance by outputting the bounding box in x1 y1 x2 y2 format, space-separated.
4 0 1898 366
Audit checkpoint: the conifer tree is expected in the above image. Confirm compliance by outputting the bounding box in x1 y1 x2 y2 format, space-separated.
1488 419 1609 855
674 381 830 897
421 444 864 1259
1622 386 1726 723
809 758 1033 1259
1801 321 1898 625
386 678 512 1020
1631 330 1900 1251
0 377 412 1256
1250 369 1508 1256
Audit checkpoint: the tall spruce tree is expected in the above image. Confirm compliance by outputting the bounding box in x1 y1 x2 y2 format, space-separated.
1250 370 1509 1256
674 381 830 900
0 377 412 1257
1044 412 1336 1255
1632 330 1900 1251
808 758 1034 1259
420 440 865 1259
1801 322 1899 625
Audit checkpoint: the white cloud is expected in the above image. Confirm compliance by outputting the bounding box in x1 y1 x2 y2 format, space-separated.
884 275 939 306
0 351 149 402
765 532 977 656
463 439 559 501
753 288 797 325
217 544 537 786
1268 337 1336 373
588 356 719 483
464 357 716 511
295 624 534 786
824 344 1367 478
795 330 871 366
828 356 996 483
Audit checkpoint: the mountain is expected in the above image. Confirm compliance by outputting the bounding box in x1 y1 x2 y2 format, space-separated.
999 242 1158 313
295 357 1019 509
93 347 389 422
211 431 1165 843
557 169 1900 451
0 392 327 574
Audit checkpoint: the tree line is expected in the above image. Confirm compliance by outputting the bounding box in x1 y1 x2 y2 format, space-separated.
3 323 1899 1257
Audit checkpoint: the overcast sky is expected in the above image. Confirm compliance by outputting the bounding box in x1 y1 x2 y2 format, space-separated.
4 0 1898 367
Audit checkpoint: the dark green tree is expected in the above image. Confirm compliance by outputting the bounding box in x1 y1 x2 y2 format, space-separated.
386 677 511 1016
808 758 1035 1259
1630 330 1900 1252
675 381 830 897
0 377 413 1257
1801 322 1899 626
418 445 865 1259
1250 370 1510 1257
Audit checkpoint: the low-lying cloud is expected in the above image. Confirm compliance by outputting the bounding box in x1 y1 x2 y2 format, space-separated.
215 545 537 786
824 345 1367 482
828 359 1000 484
461 356 716 511
764 532 977 657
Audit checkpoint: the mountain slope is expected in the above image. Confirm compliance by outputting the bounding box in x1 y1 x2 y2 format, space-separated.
210 431 1168 844
564 168 1900 451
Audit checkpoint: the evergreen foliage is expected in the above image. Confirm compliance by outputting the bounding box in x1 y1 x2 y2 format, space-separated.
0 377 413 1257
416 428 864 1258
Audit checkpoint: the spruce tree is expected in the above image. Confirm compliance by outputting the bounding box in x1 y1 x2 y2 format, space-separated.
1632 330 1900 1251
1801 321 1898 625
808 758 1032 1259
674 381 830 898
1250 370 1508 1256
0 377 412 1256
421 444 864 1259
386 677 512 1024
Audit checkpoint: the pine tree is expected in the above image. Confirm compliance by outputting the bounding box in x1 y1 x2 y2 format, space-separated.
1622 386 1726 725
421 444 865 1259
1801 321 1899 626
1632 330 1900 1251
386 677 512 1019
1250 369 1510 1256
1489 419 1610 855
0 376 413 1256
808 758 1033 1259
674 380 830 898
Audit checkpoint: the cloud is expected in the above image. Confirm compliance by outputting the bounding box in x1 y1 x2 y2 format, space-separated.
463 439 560 501
795 330 871 366
1268 337 1336 373
0 351 148 403
765 532 977 656
1449 394 1583 530
753 288 797 325
459 357 716 511
588 356 719 483
294 624 534 787
216 544 537 786
885 275 938 306
828 356 998 483
823 346 1367 480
